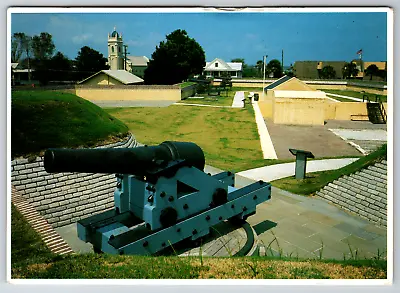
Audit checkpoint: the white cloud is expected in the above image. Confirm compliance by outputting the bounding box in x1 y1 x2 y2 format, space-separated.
72 33 94 44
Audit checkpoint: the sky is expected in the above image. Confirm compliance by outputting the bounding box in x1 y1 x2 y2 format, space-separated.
10 9 389 66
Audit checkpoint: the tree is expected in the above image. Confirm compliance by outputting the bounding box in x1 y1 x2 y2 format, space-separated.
31 32 55 61
231 58 245 64
342 62 359 79
284 63 295 77
75 46 109 80
320 65 336 79
11 33 25 63
256 60 264 77
220 72 232 94
144 29 206 85
48 51 72 81
365 64 379 81
11 33 33 81
267 59 283 78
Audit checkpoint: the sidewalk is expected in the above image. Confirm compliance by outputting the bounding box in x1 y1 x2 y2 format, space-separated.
231 91 245 108
236 158 359 182
205 161 386 260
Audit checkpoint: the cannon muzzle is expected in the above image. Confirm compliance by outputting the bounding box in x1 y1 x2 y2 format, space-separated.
44 141 205 175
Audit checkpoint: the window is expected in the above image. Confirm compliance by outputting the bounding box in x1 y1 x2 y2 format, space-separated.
111 46 114 53
119 47 121 53
215 62 218 68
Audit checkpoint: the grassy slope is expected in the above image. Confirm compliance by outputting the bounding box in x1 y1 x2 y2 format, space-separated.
11 205 386 279
271 144 387 195
11 90 129 158
322 89 387 102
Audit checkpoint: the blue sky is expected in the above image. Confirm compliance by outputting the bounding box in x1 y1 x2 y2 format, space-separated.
10 11 388 66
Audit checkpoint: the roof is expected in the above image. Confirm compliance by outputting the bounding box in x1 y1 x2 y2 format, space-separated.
204 58 242 72
111 30 119 38
78 70 144 85
264 75 293 90
227 62 242 71
127 56 149 66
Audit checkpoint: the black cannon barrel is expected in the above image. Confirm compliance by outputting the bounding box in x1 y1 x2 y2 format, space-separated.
44 141 205 175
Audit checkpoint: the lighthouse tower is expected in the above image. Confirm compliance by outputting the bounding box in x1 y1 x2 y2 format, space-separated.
108 27 124 70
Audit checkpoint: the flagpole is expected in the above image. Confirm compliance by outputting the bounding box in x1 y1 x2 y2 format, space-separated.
262 55 266 100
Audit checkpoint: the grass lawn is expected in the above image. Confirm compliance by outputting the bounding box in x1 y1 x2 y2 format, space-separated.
106 103 272 172
11 204 386 279
178 89 236 106
11 90 129 158
271 144 387 196
231 86 264 92
179 81 196 88
322 89 387 102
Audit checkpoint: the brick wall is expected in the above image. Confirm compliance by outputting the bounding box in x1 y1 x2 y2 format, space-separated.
11 134 138 228
316 160 387 227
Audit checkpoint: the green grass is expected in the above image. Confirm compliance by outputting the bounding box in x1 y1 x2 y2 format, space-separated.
11 90 129 158
11 205 55 269
271 144 387 195
179 82 196 88
106 103 272 172
322 89 387 102
11 205 386 279
178 89 236 106
231 86 264 92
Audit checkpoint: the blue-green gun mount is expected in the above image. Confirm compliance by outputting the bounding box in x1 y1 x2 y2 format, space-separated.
44 142 271 255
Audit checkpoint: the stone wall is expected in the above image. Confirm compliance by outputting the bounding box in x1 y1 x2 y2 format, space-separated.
316 160 387 227
11 134 138 228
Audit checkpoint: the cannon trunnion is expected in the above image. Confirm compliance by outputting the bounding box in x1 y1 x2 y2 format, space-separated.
44 141 271 255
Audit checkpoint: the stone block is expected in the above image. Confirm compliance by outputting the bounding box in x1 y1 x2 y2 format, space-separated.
49 202 60 208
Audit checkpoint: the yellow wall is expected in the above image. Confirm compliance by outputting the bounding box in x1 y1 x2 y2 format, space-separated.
258 99 273 118
273 98 326 125
231 82 270 88
364 61 387 70
308 84 347 90
333 102 368 120
75 87 181 101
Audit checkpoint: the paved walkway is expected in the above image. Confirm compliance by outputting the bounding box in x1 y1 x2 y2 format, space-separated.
236 158 359 182
231 91 245 108
205 165 387 260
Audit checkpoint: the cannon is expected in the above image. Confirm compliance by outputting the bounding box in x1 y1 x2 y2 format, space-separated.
44 141 271 255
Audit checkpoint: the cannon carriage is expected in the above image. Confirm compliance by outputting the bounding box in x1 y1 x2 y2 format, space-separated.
44 141 271 255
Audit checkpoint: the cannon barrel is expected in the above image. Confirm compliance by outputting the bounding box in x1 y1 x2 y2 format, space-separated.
44 141 205 175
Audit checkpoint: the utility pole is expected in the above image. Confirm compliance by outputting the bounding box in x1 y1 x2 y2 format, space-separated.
262 55 268 100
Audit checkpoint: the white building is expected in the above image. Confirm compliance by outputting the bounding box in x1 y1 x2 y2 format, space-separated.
203 58 243 78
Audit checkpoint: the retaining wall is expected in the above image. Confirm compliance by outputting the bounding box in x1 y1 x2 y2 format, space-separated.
316 160 387 227
181 84 197 99
11 134 138 228
74 85 181 102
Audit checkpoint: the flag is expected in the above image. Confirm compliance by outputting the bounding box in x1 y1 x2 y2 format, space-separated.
357 49 363 55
